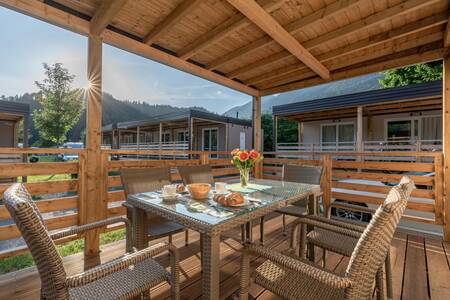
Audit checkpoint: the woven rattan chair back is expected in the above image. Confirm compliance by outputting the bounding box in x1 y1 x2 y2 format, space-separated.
120 167 172 195
344 177 414 299
282 164 323 185
177 165 214 185
282 164 323 206
3 183 68 299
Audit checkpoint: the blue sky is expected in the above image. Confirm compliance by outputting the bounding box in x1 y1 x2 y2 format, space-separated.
0 7 250 113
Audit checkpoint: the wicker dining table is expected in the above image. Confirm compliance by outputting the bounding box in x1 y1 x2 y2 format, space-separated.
127 179 320 300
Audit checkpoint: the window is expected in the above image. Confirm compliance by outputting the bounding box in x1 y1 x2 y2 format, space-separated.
177 131 189 142
161 132 171 143
321 123 355 145
202 128 219 157
386 118 421 141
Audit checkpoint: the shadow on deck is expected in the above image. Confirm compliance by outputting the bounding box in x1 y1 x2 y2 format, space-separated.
0 215 449 299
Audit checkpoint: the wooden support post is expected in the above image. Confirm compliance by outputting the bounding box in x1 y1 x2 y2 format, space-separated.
443 55 450 242
435 154 444 225
322 154 332 216
356 106 363 153
82 34 105 269
253 96 262 178
136 126 140 150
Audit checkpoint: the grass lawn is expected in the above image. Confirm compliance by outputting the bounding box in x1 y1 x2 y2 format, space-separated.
0 229 126 274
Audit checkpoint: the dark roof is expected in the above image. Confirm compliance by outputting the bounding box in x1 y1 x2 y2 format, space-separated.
102 109 251 131
272 80 442 117
0 100 30 116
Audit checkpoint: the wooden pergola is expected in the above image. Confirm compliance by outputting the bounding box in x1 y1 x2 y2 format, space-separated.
1 0 449 258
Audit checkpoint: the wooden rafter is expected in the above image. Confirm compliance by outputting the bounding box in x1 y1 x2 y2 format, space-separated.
226 0 329 80
177 0 284 60
258 31 444 89
207 0 362 71
90 0 128 36
261 44 445 95
0 0 258 96
219 0 439 78
246 13 448 86
444 15 450 47
143 0 203 45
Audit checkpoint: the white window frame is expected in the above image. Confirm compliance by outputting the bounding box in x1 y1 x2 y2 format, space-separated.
384 114 442 141
319 122 355 146
177 130 189 142
201 127 219 152
161 131 171 143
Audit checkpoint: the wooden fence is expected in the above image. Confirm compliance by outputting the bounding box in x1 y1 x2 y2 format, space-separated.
0 148 240 258
262 151 444 225
0 148 446 259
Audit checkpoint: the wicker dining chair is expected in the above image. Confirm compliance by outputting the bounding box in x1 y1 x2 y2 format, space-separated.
239 177 414 300
120 167 189 246
177 165 215 185
3 183 180 300
276 164 323 234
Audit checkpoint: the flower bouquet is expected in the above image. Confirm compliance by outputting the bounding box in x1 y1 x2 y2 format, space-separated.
231 149 263 187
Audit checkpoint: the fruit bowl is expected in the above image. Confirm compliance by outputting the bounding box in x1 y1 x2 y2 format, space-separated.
187 183 211 200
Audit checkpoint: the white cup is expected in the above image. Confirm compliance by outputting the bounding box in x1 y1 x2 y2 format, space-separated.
162 184 177 196
215 182 227 194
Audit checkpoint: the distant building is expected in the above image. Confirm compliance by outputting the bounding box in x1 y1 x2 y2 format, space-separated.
102 109 253 152
272 81 442 153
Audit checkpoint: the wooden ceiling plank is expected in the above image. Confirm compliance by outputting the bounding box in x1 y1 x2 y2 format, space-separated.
90 0 128 36
208 0 361 70
226 0 330 80
261 45 445 95
177 0 284 60
0 0 258 96
223 0 440 79
143 0 203 45
246 12 448 85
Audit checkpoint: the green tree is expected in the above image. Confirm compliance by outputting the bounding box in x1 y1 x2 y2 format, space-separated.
33 63 83 146
261 114 299 151
379 61 442 88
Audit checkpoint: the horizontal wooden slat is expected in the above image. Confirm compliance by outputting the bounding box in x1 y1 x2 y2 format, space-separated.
333 161 434 172
333 171 434 186
209 159 233 166
263 151 441 158
0 180 78 196
212 167 239 177
107 190 125 202
402 214 437 224
332 192 435 213
332 181 434 199
262 174 282 181
264 158 322 166
107 206 126 217
0 147 84 155
0 196 78 221
0 162 79 178
108 159 199 171
262 166 282 173
0 214 77 240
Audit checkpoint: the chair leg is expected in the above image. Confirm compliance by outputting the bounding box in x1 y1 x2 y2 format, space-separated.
200 235 203 272
376 267 385 300
184 229 189 247
169 234 173 244
282 214 287 236
259 216 265 245
322 248 326 268
307 242 315 262
239 251 251 300
385 251 393 299
241 224 246 244
299 223 307 258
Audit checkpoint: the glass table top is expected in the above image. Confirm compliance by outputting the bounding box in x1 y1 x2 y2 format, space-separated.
128 179 320 226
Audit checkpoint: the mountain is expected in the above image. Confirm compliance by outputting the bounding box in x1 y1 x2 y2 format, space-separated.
223 73 384 119
1 92 207 145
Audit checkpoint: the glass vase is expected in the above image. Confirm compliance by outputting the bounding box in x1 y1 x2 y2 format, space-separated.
240 168 249 187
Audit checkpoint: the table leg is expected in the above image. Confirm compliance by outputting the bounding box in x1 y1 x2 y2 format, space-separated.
201 233 220 300
133 207 149 250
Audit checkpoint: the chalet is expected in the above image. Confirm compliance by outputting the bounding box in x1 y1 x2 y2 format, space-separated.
272 81 442 153
102 109 253 152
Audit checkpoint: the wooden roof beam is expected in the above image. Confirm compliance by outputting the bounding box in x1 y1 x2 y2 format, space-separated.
143 0 203 45
261 44 445 95
245 12 448 86
207 0 362 71
177 0 284 60
226 0 329 80
90 0 128 36
218 0 439 77
444 15 450 47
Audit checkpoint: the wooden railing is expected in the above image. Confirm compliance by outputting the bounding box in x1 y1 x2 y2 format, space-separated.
0 148 240 258
262 151 444 226
0 148 446 259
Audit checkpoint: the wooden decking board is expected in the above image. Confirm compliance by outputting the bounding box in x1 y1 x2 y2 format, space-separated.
0 216 449 299
402 235 429 300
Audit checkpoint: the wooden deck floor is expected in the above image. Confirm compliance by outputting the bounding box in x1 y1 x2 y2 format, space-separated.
0 215 449 300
